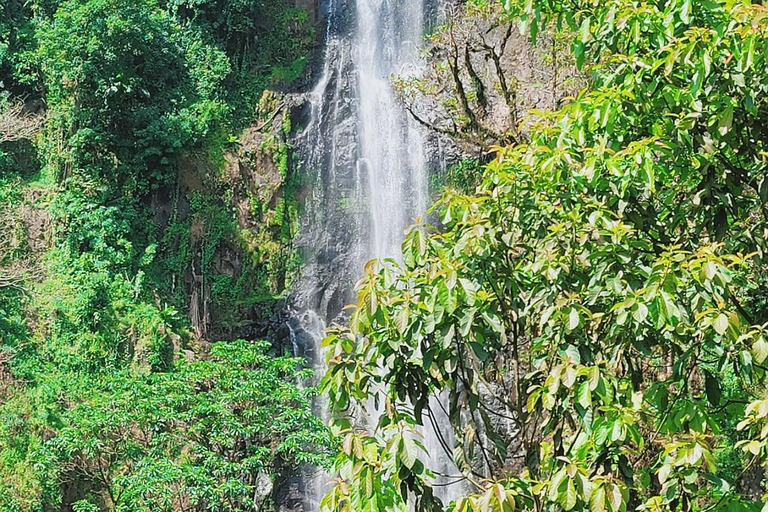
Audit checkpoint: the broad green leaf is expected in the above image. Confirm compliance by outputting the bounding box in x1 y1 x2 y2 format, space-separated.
483 311 504 334
442 324 455 349
568 308 581 331
400 436 418 469
718 106 734 136
549 469 567 502
588 366 600 391
607 483 623 511
396 307 410 334
590 485 605 512
702 261 717 280
713 313 728 335
753 337 768 364
633 303 648 324
577 381 592 408
704 370 721 406
563 479 578 511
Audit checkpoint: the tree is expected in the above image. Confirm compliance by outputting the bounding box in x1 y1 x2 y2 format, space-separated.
0 0 322 510
0 0 39 96
36 0 230 190
322 1 768 511
41 341 332 511
163 0 315 119
163 0 313 72
395 0 577 152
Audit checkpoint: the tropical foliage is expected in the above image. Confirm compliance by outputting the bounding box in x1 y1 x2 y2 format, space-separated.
0 0 323 509
322 1 768 511
43 341 330 512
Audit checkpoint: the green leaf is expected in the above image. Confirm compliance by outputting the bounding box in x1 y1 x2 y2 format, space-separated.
718 105 734 136
563 479 578 511
713 313 728 335
482 311 504 334
590 485 605 512
658 464 672 484
459 278 477 305
568 308 581 331
610 420 623 443
400 436 418 469
549 469 567 502
460 307 477 337
633 303 648 324
580 17 591 43
704 370 721 406
396 308 410 334
607 483 623 511
588 366 600 391
660 293 680 325
753 337 768 364
442 324 455 349
702 261 718 280
680 0 691 23
574 41 586 69
577 381 592 408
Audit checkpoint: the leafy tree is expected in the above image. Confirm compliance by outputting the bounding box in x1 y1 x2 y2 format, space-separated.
0 0 37 95
322 1 768 511
0 341 331 511
36 0 230 191
43 340 331 511
163 0 314 123
164 0 312 69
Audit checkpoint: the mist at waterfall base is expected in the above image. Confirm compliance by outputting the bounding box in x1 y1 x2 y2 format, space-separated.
287 0 467 510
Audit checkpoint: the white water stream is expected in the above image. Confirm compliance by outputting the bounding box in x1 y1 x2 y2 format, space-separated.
295 1 466 509
355 0 428 257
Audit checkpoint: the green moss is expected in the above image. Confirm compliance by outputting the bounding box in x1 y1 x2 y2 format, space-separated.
271 56 309 84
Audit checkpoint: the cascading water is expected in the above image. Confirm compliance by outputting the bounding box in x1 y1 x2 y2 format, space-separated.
291 0 466 509
356 0 428 257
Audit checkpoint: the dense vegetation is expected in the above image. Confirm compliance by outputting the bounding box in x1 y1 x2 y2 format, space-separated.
323 1 768 512
0 0 328 510
5 0 768 511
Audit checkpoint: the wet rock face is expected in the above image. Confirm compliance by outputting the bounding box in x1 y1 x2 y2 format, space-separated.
276 469 330 512
144 96 302 345
291 0 364 331
270 4 360 510
291 0 445 330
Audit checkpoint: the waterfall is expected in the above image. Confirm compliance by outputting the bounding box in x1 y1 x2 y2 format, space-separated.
356 0 428 257
293 0 466 509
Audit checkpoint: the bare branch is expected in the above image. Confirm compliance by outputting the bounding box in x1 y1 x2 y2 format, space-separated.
0 197 44 291
0 100 44 145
